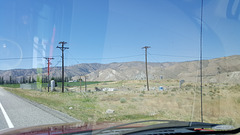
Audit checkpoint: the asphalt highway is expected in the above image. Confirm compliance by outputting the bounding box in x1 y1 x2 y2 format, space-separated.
0 87 79 131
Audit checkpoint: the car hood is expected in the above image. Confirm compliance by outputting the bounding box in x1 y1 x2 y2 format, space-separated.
0 121 144 135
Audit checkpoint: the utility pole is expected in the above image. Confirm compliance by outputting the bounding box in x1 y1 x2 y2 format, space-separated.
142 46 151 91
44 57 54 92
57 41 69 93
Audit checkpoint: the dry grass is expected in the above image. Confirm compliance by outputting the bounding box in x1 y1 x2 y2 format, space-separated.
5 80 240 127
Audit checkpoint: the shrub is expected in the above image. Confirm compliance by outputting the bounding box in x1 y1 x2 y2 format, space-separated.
120 98 127 103
236 97 240 104
95 87 101 91
139 94 144 97
131 98 138 102
186 84 193 87
208 91 215 97
163 91 168 95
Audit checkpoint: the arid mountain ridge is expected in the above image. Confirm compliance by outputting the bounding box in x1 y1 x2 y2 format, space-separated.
1 55 240 83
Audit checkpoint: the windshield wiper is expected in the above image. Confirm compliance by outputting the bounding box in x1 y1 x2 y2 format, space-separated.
92 120 240 135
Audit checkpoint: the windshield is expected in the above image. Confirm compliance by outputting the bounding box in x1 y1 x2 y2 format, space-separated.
0 0 240 133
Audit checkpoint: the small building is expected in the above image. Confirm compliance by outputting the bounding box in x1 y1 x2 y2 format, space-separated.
102 88 116 91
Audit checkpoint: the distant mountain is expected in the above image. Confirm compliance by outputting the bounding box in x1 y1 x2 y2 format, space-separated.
1 55 240 83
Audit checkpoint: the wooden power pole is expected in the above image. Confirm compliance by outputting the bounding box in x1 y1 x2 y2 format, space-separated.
57 41 69 93
142 46 151 91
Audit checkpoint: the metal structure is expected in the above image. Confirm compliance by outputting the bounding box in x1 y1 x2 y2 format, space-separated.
44 57 54 92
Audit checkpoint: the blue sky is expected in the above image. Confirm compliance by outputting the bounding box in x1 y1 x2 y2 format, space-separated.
0 0 240 70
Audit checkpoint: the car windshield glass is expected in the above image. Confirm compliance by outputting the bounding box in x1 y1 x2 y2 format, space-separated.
0 0 240 133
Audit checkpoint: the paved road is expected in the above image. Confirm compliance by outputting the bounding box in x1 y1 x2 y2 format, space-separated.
0 87 79 131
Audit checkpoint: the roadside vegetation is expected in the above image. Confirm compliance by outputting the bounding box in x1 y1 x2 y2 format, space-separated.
0 81 105 89
3 80 240 127
0 84 20 88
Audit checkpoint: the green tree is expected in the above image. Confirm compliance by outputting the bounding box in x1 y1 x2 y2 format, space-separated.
9 76 12 84
32 77 36 83
0 76 2 84
28 76 32 83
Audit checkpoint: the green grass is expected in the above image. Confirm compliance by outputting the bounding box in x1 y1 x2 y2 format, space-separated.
57 81 104 87
0 81 107 89
98 114 156 122
0 84 20 88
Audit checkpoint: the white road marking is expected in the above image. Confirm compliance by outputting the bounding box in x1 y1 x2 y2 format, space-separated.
0 102 14 128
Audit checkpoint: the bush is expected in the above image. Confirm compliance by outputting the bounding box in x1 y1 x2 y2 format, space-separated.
208 91 215 97
139 94 144 97
236 97 240 104
171 88 177 91
163 91 168 95
95 87 101 91
120 98 127 103
186 84 193 87
131 98 138 102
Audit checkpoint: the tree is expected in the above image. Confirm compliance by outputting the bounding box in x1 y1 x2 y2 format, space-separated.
65 77 68 82
32 77 36 83
9 76 12 84
29 76 32 83
1 77 3 84
22 77 26 83
0 76 2 84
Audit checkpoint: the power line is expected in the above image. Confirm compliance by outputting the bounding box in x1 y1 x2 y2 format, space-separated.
147 52 178 80
0 56 60 61
147 53 164 63
66 50 82 65
64 54 144 60
52 60 62 68
0 57 42 61
148 53 212 59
